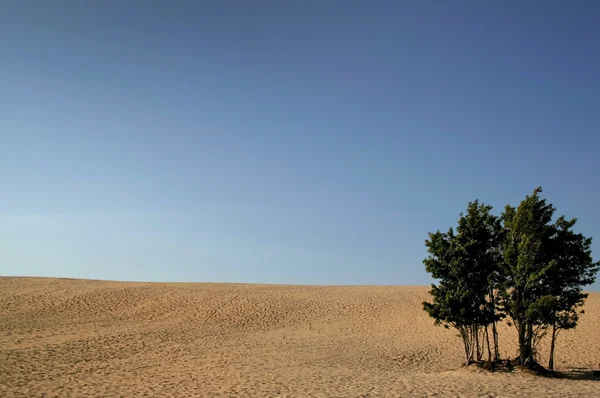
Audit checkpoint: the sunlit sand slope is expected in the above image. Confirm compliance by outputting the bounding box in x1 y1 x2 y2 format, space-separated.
1 277 598 397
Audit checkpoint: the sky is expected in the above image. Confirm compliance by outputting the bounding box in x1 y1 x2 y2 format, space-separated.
1 1 599 289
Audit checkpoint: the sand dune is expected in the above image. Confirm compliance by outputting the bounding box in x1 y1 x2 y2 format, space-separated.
1 277 598 397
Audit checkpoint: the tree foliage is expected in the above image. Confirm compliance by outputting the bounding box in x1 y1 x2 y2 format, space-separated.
423 187 599 371
423 201 502 364
499 187 557 367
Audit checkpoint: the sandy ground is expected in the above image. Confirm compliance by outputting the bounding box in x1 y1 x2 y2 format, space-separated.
0 277 599 397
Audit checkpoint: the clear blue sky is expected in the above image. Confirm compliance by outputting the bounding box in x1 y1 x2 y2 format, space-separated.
1 1 599 289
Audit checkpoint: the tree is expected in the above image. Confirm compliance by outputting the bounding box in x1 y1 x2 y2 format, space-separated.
424 187 598 371
541 216 599 371
423 201 503 365
498 187 556 368
499 187 599 369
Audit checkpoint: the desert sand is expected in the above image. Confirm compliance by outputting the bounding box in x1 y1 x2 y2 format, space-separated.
1 277 598 397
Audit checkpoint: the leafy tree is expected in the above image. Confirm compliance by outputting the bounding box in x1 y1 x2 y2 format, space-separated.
540 216 599 370
423 201 503 364
498 187 556 367
499 187 599 369
455 200 504 361
424 187 598 371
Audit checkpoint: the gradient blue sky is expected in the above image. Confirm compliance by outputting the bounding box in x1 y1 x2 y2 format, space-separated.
1 1 599 289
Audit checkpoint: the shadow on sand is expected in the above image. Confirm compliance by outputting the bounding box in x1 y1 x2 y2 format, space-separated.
557 368 600 381
469 361 600 381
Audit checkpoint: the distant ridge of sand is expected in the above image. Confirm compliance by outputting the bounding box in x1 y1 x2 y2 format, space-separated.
1 277 599 397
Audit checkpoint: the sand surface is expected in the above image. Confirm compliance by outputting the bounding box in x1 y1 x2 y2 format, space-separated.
1 277 599 397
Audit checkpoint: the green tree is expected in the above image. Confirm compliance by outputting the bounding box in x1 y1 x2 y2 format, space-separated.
499 187 599 369
541 216 599 371
423 201 503 364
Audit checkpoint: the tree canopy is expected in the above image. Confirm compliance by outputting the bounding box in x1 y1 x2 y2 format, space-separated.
423 200 502 364
423 187 599 371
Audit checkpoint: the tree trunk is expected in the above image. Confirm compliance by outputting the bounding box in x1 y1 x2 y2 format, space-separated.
492 320 500 361
548 322 557 371
461 328 472 365
489 290 500 361
518 322 525 364
524 323 535 367
469 326 476 364
474 326 479 362
518 321 533 367
485 325 492 363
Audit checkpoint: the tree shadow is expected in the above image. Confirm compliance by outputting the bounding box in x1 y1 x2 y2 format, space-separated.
469 361 600 381
556 368 600 381
470 359 516 374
